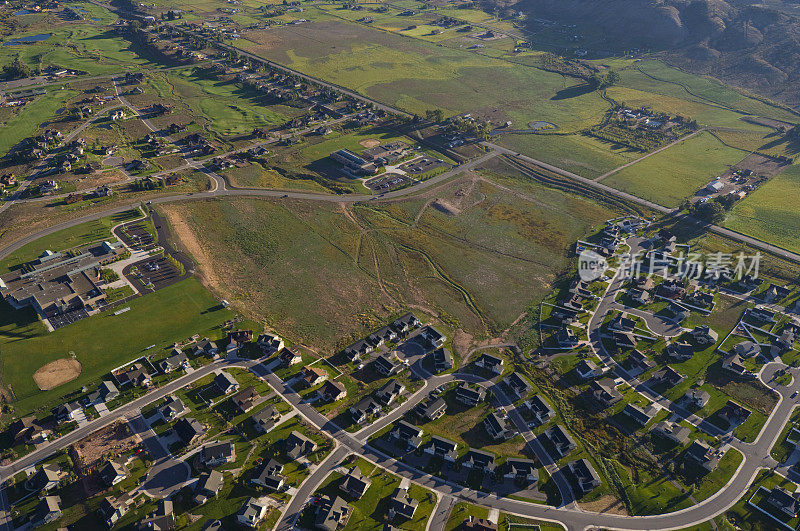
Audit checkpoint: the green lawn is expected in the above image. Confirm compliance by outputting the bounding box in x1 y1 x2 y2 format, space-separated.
603 131 746 208
0 89 77 156
725 164 800 255
771 406 800 463
0 278 233 415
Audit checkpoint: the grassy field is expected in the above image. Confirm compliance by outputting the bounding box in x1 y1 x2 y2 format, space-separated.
725 164 800 254
0 278 232 415
160 159 619 350
0 88 77 156
603 131 746 207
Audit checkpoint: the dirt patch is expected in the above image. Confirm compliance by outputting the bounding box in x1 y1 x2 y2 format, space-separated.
359 139 381 148
452 329 473 365
74 422 140 476
160 205 223 293
578 495 629 516
33 358 82 390
431 198 461 216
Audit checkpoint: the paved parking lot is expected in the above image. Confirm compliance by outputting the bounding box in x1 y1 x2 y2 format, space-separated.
125 256 181 292
48 308 90 329
366 173 410 192
115 222 156 250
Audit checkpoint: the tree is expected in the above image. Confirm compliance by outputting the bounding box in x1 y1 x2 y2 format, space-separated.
2 58 30 81
425 108 444 123
692 200 726 224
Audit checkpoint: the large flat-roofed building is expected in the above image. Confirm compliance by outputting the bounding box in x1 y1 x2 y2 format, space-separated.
0 241 123 317
361 142 410 164
330 149 377 175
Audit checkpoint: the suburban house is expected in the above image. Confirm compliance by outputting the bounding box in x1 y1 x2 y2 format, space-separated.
734 341 761 359
340 468 371 499
651 367 684 387
194 471 224 505
250 459 285 491
613 331 638 350
8 416 49 446
589 379 622 407
685 440 719 471
28 464 60 492
256 333 283 354
388 486 418 520
388 421 424 450
431 347 453 372
277 347 302 366
136 499 174 531
609 314 636 333
391 312 421 336
115 363 152 388
627 350 655 373
575 359 602 380
526 395 555 424
483 412 512 440
503 458 538 483
285 431 316 459
350 397 382 424
690 325 719 346
462 517 498 531
666 341 694 362
503 373 533 400
231 386 260 413
53 402 82 423
718 401 751 426
652 421 690 445
315 495 351 531
722 354 751 377
767 487 800 518
213 371 239 395
175 417 205 445
462 449 496 473
343 339 372 362
545 425 577 457
684 388 710 409
32 496 62 528
475 353 504 374
98 460 127 487
623 403 658 425
421 398 447 421
194 339 218 356
86 380 119 405
226 329 253 354
455 384 486 407
556 327 580 349
750 307 777 323
237 497 268 528
630 288 652 305
98 494 134 527
159 395 186 421
569 459 601 493
301 367 328 388
419 326 446 348
376 379 406 405
685 290 714 308
319 380 347 402
201 441 236 467
252 406 280 434
368 325 398 347
374 354 402 376
425 436 459 461
159 350 189 373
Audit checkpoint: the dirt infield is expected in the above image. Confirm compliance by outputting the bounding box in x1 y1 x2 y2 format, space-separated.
33 358 83 390
359 139 381 148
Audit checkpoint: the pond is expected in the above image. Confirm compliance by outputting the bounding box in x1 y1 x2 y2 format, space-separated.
3 33 53 46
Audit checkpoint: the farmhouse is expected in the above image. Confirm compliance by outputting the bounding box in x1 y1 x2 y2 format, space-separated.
0 242 123 317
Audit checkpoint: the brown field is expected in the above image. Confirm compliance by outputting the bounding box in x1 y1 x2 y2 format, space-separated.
359 139 381 148
33 358 82 390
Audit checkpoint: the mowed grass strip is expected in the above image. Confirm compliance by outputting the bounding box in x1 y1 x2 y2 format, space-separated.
725 164 800 254
0 278 232 414
602 131 745 208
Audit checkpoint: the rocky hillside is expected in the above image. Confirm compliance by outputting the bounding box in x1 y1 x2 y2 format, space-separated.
520 0 800 107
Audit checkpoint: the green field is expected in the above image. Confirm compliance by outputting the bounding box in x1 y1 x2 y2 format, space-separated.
725 164 800 254
0 89 77 156
0 278 232 415
162 158 620 349
603 131 746 207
